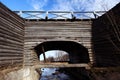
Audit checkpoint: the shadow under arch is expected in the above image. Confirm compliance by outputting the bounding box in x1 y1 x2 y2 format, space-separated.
34 41 90 63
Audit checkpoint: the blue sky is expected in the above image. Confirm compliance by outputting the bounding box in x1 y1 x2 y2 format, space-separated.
0 0 120 11
0 0 32 10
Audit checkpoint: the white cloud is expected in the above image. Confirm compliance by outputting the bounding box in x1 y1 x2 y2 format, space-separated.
28 0 48 10
51 0 71 11
52 0 120 11
27 0 120 11
88 0 120 11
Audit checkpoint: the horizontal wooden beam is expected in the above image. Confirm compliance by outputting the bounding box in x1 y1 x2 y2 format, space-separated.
33 63 91 69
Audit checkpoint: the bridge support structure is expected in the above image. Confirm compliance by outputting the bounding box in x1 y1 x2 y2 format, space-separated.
0 2 120 80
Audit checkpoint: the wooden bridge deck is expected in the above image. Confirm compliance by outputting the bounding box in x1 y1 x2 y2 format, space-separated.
33 63 91 69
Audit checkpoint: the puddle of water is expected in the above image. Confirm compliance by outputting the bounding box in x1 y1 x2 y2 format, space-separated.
40 68 70 80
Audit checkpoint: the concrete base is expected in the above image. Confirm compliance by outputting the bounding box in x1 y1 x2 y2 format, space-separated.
0 67 40 80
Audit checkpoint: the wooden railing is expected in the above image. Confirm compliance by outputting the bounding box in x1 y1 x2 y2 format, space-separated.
14 11 106 19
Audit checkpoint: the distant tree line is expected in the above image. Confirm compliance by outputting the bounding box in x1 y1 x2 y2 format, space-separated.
40 54 69 62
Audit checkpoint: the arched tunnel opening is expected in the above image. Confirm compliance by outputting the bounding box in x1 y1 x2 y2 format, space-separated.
34 41 91 80
34 41 90 64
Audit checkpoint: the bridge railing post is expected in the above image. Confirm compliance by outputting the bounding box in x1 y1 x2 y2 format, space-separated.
18 11 22 17
41 46 47 63
45 11 48 20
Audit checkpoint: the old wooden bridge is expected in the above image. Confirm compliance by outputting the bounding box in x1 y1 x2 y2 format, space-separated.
0 2 120 80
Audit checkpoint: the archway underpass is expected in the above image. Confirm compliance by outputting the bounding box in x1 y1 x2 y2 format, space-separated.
33 41 91 69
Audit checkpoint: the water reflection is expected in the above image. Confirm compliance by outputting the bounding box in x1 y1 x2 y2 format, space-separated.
40 68 70 80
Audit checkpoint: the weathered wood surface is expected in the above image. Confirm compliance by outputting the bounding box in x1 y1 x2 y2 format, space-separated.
33 63 90 69
24 21 94 66
0 3 24 68
92 3 120 66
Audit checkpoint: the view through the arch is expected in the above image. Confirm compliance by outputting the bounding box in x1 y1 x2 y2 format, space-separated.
39 50 69 62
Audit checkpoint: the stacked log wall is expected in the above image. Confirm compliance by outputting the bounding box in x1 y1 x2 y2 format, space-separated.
24 21 94 66
0 3 24 68
92 3 120 66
